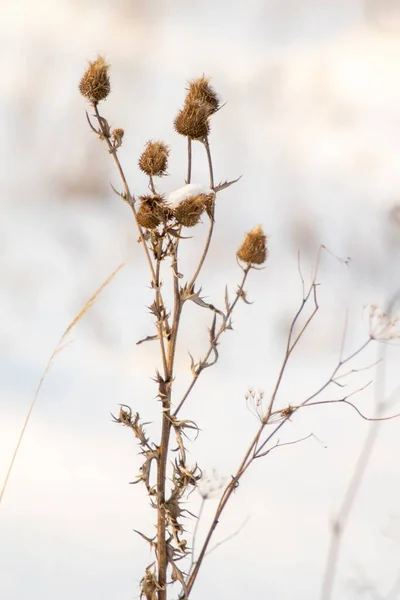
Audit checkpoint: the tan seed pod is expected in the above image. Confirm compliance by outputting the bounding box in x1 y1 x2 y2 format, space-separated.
237 225 268 265
186 76 220 114
138 140 170 177
137 195 171 229
173 194 209 227
79 55 111 104
111 128 124 148
174 101 210 140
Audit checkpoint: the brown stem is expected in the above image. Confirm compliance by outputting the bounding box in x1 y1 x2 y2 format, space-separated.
92 105 171 377
92 104 157 283
187 136 216 295
157 236 183 599
187 137 192 184
174 267 250 417
203 136 214 189
186 422 264 595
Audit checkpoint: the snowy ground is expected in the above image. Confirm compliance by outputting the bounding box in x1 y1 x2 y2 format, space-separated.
2 1 400 599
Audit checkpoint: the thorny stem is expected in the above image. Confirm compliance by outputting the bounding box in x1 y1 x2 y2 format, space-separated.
156 132 196 598
91 105 170 379
90 104 176 599
92 105 157 285
87 94 393 600
157 243 183 599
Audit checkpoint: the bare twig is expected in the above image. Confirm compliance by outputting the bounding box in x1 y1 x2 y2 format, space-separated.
320 292 400 600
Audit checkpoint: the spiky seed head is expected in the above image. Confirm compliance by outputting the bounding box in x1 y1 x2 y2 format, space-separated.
138 140 170 177
174 101 210 140
237 225 268 265
136 195 171 229
111 128 124 146
186 76 220 114
79 55 111 104
173 194 208 227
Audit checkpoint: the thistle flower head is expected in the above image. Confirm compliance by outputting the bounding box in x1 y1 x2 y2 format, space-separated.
237 225 268 265
187 76 220 114
166 184 215 227
79 55 111 104
111 128 124 149
173 195 207 227
138 140 170 177
136 195 170 230
174 102 210 140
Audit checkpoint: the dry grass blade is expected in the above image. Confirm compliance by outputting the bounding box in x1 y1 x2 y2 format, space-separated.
0 262 125 507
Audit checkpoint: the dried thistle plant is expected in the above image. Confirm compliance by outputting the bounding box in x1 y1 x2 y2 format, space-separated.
75 58 400 600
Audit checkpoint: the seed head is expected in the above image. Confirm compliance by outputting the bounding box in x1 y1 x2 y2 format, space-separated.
79 55 111 104
138 140 170 177
111 128 124 149
174 101 210 140
186 76 220 114
136 195 170 229
237 225 268 265
173 194 208 227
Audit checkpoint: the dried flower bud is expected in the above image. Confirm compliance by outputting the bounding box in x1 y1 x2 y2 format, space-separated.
174 101 210 140
173 194 208 227
79 55 111 104
138 140 170 177
111 128 124 149
237 225 268 265
136 195 170 229
186 76 220 114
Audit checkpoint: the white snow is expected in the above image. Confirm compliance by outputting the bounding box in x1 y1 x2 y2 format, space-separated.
166 183 214 208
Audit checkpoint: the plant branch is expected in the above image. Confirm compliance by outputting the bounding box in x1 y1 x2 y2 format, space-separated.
173 266 251 417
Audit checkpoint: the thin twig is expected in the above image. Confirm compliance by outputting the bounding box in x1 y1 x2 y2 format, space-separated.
320 293 400 600
187 135 216 290
0 263 125 507
174 266 250 417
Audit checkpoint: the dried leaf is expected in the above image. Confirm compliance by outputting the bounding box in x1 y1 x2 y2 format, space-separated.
136 334 158 345
213 175 242 193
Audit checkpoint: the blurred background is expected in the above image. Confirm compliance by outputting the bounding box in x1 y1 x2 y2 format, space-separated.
2 0 400 598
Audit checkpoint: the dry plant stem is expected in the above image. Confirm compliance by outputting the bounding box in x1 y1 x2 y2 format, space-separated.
92 104 169 377
185 271 320 594
320 340 388 600
186 252 374 596
187 137 192 184
186 422 265 595
157 265 182 599
149 175 156 194
91 105 157 284
156 134 196 598
91 104 177 598
0 263 125 506
203 136 215 189
189 497 206 575
255 338 373 459
174 266 251 417
187 136 215 290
